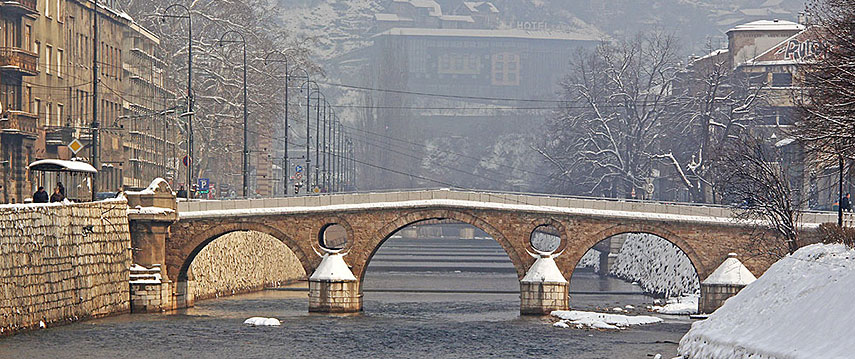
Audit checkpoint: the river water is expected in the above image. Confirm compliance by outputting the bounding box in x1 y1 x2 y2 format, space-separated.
0 238 691 358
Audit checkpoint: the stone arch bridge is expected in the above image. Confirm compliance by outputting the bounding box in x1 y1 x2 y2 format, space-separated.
127 185 835 314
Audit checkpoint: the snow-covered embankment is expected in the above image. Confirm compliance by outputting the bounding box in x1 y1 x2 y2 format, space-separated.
678 244 855 359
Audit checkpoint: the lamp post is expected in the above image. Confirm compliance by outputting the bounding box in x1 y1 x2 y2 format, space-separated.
300 79 319 194
217 30 248 197
161 4 194 200
264 51 301 196
309 90 325 193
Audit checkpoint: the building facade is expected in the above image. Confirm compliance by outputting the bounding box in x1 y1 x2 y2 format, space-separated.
0 0 174 203
0 0 40 203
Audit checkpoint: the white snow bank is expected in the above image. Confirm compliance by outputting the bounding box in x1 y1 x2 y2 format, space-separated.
679 244 855 359
521 255 567 283
309 253 357 281
702 253 756 286
650 294 698 315
551 310 663 330
243 317 281 326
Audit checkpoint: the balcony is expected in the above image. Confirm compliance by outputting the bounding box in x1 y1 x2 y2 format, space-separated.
45 126 74 146
0 0 38 17
0 47 39 76
0 110 39 137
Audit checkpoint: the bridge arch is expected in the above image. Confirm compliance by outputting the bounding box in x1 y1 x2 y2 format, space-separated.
174 221 314 282
353 209 530 285
567 223 707 280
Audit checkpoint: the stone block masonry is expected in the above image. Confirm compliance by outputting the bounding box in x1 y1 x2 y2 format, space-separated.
189 231 306 300
0 200 131 335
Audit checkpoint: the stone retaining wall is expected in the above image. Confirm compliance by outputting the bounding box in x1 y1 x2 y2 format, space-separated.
0 200 131 335
189 231 306 300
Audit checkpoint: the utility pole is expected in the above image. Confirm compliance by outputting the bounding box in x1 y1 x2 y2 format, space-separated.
161 4 193 200
91 0 100 201
839 154 844 227
217 31 248 197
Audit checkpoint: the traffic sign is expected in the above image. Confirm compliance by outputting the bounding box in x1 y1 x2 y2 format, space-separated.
295 172 303 180
312 186 321 194
197 178 210 193
68 139 84 155
182 155 191 167
295 165 303 173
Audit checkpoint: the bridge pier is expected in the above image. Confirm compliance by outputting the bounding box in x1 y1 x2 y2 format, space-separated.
307 252 362 313
519 252 569 315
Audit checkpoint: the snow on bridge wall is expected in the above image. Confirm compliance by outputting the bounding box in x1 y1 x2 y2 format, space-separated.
0 200 131 335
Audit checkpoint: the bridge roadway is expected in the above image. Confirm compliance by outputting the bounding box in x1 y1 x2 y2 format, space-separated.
126 184 844 314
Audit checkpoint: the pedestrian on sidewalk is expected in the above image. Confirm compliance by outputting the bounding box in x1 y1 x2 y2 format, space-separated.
50 186 65 203
33 187 49 203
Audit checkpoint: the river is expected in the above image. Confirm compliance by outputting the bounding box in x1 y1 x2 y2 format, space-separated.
0 237 692 358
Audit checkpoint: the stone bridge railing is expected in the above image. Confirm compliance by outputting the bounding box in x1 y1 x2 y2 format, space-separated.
178 188 841 226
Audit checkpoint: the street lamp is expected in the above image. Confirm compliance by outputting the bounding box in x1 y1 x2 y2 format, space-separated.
308 90 326 193
160 4 194 200
264 50 291 196
300 79 319 194
217 30 249 198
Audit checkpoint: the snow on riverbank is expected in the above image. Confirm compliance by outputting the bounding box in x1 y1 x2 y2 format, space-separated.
650 295 699 315
678 244 855 359
552 310 663 330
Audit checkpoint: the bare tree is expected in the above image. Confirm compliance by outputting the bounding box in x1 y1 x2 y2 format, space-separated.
794 0 855 157
715 135 803 255
656 48 764 203
542 31 682 197
122 0 319 194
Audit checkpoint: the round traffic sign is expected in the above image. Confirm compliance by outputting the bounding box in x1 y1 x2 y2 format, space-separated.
295 172 303 180
295 165 304 173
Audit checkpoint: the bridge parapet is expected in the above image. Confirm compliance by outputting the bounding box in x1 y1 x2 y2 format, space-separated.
176 188 841 226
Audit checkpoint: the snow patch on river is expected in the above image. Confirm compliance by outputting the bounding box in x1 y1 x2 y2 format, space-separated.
552 310 663 330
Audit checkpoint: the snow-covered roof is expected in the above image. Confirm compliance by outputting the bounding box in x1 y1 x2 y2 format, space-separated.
375 13 414 22
309 253 357 281
28 159 97 174
463 2 499 13
727 19 804 33
375 27 598 41
521 255 567 283
394 0 442 16
440 15 475 23
702 253 756 286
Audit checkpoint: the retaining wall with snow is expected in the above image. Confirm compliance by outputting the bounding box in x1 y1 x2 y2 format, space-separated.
679 244 855 359
189 231 306 300
0 201 131 335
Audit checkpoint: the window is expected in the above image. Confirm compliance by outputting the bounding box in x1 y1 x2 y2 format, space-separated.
44 102 52 127
45 0 51 18
33 41 40 70
24 25 32 51
491 52 520 86
772 72 793 88
57 49 63 77
34 99 41 117
57 104 64 126
56 0 63 21
24 86 32 113
45 44 52 75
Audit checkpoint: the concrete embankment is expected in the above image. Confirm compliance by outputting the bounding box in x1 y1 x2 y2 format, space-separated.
0 200 131 335
189 231 306 300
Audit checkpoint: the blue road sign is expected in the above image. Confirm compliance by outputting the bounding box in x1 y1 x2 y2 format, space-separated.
295 165 304 173
197 178 210 193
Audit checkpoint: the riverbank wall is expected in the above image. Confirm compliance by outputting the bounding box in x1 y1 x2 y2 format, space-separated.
189 231 306 300
0 200 131 335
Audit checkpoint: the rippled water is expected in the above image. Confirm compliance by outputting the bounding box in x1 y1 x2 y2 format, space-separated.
0 238 691 358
